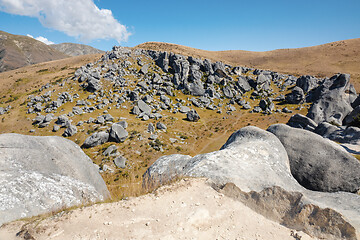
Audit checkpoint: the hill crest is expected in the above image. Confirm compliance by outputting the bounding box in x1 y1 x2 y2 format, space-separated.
136 38 360 90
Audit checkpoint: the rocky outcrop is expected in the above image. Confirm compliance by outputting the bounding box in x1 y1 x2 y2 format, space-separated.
143 126 360 239
186 109 200 122
307 74 354 125
0 133 109 226
267 124 360 193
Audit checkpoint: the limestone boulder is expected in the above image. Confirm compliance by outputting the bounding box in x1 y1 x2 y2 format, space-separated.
0 133 109 226
267 124 360 193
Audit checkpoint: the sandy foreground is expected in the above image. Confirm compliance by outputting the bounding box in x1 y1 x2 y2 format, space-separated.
0 178 317 240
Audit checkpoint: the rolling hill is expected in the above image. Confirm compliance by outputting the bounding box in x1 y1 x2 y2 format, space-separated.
136 38 360 90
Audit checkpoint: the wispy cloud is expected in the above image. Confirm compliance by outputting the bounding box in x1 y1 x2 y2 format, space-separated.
0 0 130 43
27 34 54 45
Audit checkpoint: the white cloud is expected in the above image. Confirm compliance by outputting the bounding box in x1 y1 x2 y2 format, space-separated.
26 34 55 45
0 0 130 43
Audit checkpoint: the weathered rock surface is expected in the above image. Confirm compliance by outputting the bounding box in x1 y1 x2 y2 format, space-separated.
144 126 360 239
285 86 305 104
82 131 109 148
307 74 354 125
186 109 200 122
0 133 109 226
114 156 127 169
267 124 360 193
344 106 360 126
109 123 128 143
287 113 318 131
221 183 358 240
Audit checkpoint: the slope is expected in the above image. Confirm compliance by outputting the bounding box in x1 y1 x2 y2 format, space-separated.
0 30 69 72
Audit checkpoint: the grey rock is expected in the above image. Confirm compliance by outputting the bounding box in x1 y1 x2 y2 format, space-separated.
213 61 227 78
33 115 45 125
62 125 77 137
243 103 251 110
282 107 292 113
131 106 141 115
316 124 360 145
137 100 151 114
274 94 285 101
86 77 101 92
222 86 234 98
285 86 305 104
343 106 360 126
139 64 149 74
307 74 353 125
296 75 321 92
179 106 190 113
314 122 339 137
96 116 105 124
109 123 128 143
103 145 117 156
253 106 262 113
116 120 128 129
267 124 360 193
259 99 274 112
43 113 54 123
56 115 70 127
187 82 205 96
147 123 155 133
82 131 109 148
160 95 171 106
256 74 271 91
52 125 60 132
156 122 167 130
186 109 200 122
0 133 109 225
72 106 83 115
287 114 318 131
236 76 251 92
149 134 158 140
103 114 114 122
114 156 127 168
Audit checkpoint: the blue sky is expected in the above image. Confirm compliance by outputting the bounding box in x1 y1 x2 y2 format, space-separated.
0 0 359 51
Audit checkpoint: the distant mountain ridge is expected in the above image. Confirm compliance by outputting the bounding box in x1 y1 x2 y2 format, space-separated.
0 30 68 72
0 31 105 73
50 43 104 57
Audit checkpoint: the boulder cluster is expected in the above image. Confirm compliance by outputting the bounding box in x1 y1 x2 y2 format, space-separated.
285 73 360 146
24 46 311 145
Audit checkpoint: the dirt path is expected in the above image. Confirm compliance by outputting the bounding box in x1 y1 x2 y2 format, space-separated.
0 178 317 240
